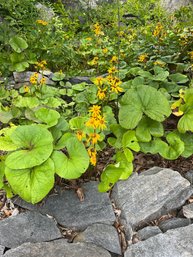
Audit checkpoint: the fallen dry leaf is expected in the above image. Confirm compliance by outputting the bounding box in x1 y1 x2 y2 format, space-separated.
76 187 85 202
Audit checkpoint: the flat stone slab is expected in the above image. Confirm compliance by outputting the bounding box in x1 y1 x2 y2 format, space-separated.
14 182 115 230
112 167 193 229
74 223 121 255
0 211 61 248
125 224 193 257
159 218 191 232
137 226 162 241
4 239 111 257
183 203 193 218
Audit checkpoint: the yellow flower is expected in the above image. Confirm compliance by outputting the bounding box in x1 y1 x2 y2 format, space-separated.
92 76 106 87
97 88 107 100
89 105 101 117
86 117 98 129
138 54 148 63
30 73 38 84
153 60 166 67
110 56 118 63
89 133 100 145
76 130 85 141
35 60 47 70
86 37 92 41
89 57 99 66
102 48 108 54
88 148 97 166
109 76 123 94
40 77 46 85
153 22 163 37
36 19 48 26
24 85 30 93
108 66 117 74
93 22 104 36
96 116 107 130
189 51 193 60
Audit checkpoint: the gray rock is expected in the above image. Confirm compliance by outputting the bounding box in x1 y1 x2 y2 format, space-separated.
14 182 115 230
73 223 121 255
4 239 111 257
125 224 193 257
0 245 5 256
161 0 193 12
185 170 193 184
35 3 55 21
112 167 193 232
0 211 61 248
137 226 162 241
183 203 193 218
13 72 55 85
68 76 92 85
159 218 191 232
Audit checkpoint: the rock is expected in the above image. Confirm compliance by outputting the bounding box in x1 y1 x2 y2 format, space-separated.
4 239 111 257
185 170 193 184
161 0 193 12
183 203 193 218
137 226 162 241
125 224 193 257
0 211 61 248
14 182 115 230
35 3 55 21
0 245 5 256
73 223 121 255
159 218 191 232
68 76 92 85
13 71 55 85
112 167 193 232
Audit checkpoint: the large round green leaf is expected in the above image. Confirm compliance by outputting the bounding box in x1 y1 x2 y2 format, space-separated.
34 108 60 127
119 85 171 129
140 132 184 160
5 159 55 204
178 109 193 133
122 130 140 152
9 36 28 53
5 125 53 169
98 164 125 192
51 137 89 179
136 116 164 142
